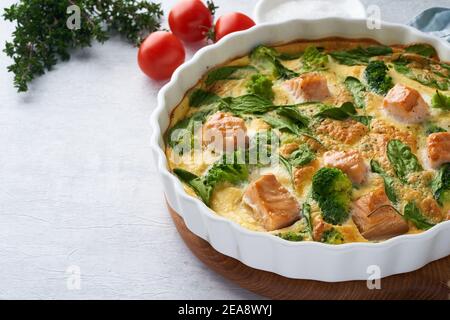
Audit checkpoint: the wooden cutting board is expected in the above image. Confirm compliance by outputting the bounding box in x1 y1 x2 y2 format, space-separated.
168 203 450 300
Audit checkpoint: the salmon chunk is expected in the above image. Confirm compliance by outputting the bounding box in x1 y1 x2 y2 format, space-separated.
351 188 409 240
317 118 368 144
323 150 367 184
383 84 429 124
203 112 248 152
427 132 450 169
243 174 300 231
284 73 330 102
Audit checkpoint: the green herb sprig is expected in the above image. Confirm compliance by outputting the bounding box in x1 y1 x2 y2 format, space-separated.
3 0 163 92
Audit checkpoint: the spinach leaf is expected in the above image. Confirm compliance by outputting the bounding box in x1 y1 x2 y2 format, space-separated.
174 151 249 206
344 76 366 108
352 115 373 127
289 144 315 167
431 90 450 111
189 89 220 108
262 115 304 136
386 139 422 183
250 45 299 79
219 94 275 115
300 46 328 72
278 51 303 60
364 60 393 95
425 122 447 135
302 203 313 238
276 106 310 127
370 159 398 204
403 202 435 230
205 65 256 86
166 109 213 150
315 101 356 120
393 58 449 90
315 102 371 126
431 163 450 206
246 74 274 101
278 154 293 181
329 46 392 66
173 168 213 205
405 44 437 57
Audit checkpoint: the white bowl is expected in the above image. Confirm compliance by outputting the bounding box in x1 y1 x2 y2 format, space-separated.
150 18 450 282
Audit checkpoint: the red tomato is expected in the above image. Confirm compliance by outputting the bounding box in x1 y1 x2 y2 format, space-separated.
169 0 213 42
214 12 255 42
137 31 185 80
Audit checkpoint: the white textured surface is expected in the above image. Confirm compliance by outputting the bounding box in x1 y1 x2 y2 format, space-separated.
0 0 448 299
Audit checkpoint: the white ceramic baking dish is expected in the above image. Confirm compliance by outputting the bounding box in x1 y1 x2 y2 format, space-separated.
150 18 450 282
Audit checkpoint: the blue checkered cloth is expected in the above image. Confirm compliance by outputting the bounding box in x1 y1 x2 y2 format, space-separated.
408 7 450 42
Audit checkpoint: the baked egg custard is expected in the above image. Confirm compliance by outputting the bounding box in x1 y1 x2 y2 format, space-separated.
165 39 450 244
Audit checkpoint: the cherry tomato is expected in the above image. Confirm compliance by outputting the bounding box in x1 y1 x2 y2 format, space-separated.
137 31 185 80
214 12 255 42
169 0 213 42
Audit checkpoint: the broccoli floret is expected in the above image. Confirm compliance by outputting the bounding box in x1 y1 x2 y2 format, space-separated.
277 231 303 242
246 74 274 101
312 167 353 225
320 228 344 244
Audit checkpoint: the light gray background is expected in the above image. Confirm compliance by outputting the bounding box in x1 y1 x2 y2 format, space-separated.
0 0 448 299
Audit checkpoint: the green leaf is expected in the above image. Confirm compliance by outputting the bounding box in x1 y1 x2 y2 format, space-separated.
262 114 304 136
425 123 447 135
166 108 217 152
289 144 315 167
329 46 392 66
393 58 449 90
173 168 213 205
302 203 313 239
370 159 398 204
219 94 275 115
174 151 249 206
246 74 274 101
278 52 303 60
189 89 220 107
4 0 164 92
352 115 373 127
315 101 357 120
405 44 437 57
205 65 256 86
386 140 422 183
300 46 328 72
431 163 450 206
278 154 293 179
364 60 394 95
276 106 310 127
403 202 435 230
344 76 366 108
431 90 450 111
250 45 299 79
